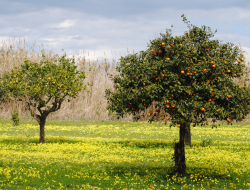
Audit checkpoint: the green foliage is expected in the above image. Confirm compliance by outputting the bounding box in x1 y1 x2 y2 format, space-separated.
106 14 250 127
0 76 10 105
3 54 86 120
11 106 20 126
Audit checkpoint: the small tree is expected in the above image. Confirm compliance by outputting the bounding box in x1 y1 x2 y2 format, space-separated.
4 54 86 143
106 15 250 176
11 106 20 126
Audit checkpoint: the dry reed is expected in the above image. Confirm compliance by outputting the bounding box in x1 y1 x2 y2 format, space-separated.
0 38 249 122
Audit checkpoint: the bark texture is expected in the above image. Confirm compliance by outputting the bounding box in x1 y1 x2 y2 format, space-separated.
174 123 187 176
35 114 47 143
185 123 191 146
39 117 46 143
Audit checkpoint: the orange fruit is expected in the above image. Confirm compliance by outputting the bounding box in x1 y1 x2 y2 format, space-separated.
237 60 241 63
195 79 197 81
154 53 157 56
181 71 185 74
155 78 158 81
228 95 231 99
211 61 214 64
186 91 190 94
167 57 170 61
193 107 195 110
209 53 212 56
166 100 169 103
170 44 174 47
227 70 231 73
129 103 132 105
184 37 187 39
207 81 210 84
194 71 197 74
177 124 181 128
162 74 165 77
212 65 215 68
204 69 207 71
172 105 175 108
179 44 183 47
151 49 155 54
162 42 165 46
216 109 219 112
227 118 230 122
234 74 237 77
158 50 162 54
166 105 170 108
171 94 174 98
193 94 196 96
201 108 205 111
206 122 209 125
166 117 170 120
187 72 190 76
224 61 227 64
208 99 211 102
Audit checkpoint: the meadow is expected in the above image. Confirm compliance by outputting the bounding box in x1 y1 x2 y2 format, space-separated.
0 120 249 189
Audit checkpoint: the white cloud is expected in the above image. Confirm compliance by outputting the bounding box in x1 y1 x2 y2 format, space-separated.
51 19 77 29
1 2 250 66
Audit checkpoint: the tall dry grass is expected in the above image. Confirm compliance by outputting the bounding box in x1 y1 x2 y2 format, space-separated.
0 38 250 122
0 38 134 121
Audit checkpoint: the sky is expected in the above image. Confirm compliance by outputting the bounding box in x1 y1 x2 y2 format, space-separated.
1 0 250 63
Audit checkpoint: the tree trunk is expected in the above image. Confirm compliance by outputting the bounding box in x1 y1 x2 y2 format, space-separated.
185 123 191 146
174 123 187 176
39 116 46 143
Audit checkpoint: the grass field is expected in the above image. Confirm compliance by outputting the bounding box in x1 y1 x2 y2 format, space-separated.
0 120 249 190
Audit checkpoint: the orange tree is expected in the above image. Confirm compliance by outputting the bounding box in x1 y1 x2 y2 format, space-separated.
3 54 86 143
105 15 250 176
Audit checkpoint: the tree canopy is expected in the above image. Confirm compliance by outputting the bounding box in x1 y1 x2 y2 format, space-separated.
106 15 250 127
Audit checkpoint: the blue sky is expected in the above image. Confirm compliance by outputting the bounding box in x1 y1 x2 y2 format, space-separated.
1 0 250 63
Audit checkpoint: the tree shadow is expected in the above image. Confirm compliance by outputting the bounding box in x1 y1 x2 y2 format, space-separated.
105 162 235 182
